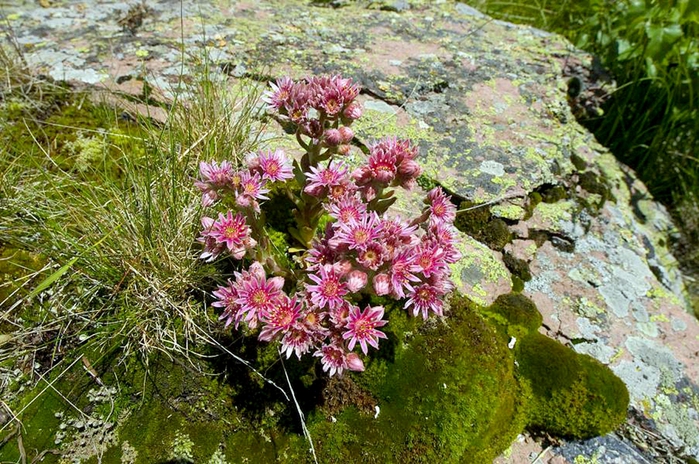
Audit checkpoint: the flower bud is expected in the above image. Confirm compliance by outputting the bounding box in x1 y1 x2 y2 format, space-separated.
269 276 285 291
343 103 363 120
363 185 377 202
352 166 372 184
324 128 342 146
346 270 368 292
249 261 266 280
245 152 260 170
373 273 391 296
231 245 247 260
338 144 352 156
397 158 421 177
338 126 354 143
335 260 353 276
346 352 365 372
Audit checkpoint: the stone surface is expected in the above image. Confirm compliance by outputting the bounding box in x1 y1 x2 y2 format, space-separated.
3 0 698 462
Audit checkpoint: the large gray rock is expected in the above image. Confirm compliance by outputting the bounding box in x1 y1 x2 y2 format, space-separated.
5 0 698 462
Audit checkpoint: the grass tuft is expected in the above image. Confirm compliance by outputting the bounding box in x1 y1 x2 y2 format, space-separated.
0 46 267 370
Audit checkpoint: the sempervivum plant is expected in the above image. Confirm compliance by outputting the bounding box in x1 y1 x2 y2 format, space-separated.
196 75 461 376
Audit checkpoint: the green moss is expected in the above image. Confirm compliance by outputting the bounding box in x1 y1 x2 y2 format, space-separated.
483 293 542 337
301 294 527 463
0 246 46 313
578 171 611 200
517 332 629 438
524 191 543 219
511 275 525 293
416 174 439 192
502 252 532 283
482 219 512 251
570 153 588 171
454 202 512 251
540 185 567 203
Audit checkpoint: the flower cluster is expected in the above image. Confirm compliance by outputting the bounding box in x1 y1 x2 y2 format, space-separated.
196 74 461 376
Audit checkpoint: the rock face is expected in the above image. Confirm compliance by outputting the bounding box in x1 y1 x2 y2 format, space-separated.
4 0 699 462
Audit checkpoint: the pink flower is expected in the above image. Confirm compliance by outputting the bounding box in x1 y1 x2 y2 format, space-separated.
306 264 348 310
332 212 381 251
235 273 285 328
327 195 366 224
263 76 294 110
314 343 350 376
209 211 254 259
329 300 352 327
412 242 448 278
429 223 462 263
300 310 329 340
195 160 234 206
342 305 388 355
388 250 421 299
306 233 338 271
308 75 360 117
304 161 349 197
426 187 456 225
212 281 240 328
198 216 226 262
406 282 445 319
259 295 304 342
198 160 234 187
284 83 312 123
357 242 385 270
281 324 315 359
346 270 368 292
367 143 397 183
379 215 419 256
327 179 356 201
373 273 391 296
236 171 269 212
258 149 293 182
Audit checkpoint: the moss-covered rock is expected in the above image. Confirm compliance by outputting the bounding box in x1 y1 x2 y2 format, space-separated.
302 295 527 463
483 293 542 337
517 332 630 439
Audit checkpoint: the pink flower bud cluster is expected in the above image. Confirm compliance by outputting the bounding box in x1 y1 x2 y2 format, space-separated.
263 75 360 150
196 74 463 377
352 137 422 201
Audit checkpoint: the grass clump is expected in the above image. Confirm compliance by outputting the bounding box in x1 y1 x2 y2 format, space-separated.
0 44 266 384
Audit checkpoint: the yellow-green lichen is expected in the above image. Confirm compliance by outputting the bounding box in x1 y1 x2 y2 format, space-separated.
449 233 511 305
353 106 435 145
530 200 575 231
491 204 526 221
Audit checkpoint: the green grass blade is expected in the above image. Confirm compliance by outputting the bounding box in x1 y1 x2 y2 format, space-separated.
27 255 79 299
